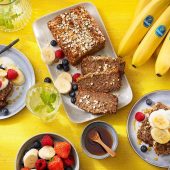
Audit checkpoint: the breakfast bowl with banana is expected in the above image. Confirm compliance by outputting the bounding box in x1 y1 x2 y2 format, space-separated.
0 45 35 119
127 90 170 168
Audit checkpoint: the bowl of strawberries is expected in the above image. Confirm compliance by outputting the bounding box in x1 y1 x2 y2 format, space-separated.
16 133 79 170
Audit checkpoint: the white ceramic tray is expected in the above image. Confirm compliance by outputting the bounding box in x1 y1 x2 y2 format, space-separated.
33 2 133 123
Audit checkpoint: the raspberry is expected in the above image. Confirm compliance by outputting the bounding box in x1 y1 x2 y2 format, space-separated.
135 112 145 122
72 73 81 82
55 50 65 59
35 159 47 170
41 135 54 146
7 69 18 80
63 155 75 167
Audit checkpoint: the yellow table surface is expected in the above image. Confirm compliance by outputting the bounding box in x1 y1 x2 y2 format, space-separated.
0 0 170 169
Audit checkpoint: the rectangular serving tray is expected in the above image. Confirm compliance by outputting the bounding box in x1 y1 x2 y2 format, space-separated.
33 2 133 123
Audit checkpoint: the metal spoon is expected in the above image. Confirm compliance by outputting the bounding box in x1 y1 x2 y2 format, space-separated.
88 130 116 157
0 38 19 55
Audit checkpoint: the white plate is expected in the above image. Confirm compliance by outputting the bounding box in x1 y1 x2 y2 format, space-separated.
0 45 35 120
127 90 170 168
33 2 133 123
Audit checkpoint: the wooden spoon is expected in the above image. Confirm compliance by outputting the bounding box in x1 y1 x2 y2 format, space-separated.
88 130 116 157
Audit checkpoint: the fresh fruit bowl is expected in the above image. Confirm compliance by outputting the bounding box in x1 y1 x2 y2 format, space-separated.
16 133 79 170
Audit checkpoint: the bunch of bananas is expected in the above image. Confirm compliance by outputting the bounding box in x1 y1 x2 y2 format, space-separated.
118 0 170 76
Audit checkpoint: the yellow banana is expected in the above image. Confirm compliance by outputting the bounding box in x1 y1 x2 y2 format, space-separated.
155 31 170 76
132 6 170 67
134 0 151 17
118 0 170 57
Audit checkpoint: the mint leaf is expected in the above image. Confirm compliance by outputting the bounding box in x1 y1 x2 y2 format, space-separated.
47 104 55 113
40 90 51 105
49 93 57 103
34 104 45 112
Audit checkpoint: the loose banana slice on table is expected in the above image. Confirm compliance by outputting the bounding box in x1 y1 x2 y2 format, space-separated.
151 128 170 144
118 0 170 57
38 146 55 160
155 31 170 76
8 66 25 86
54 77 72 94
42 46 55 65
57 72 72 83
23 149 38 169
132 6 170 67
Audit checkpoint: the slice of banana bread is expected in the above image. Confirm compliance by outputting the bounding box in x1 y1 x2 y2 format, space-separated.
81 56 125 75
77 70 121 93
0 81 13 101
75 89 118 115
48 6 105 65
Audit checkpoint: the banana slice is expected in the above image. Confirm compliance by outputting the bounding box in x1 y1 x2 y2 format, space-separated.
8 66 25 86
0 78 9 91
0 69 7 77
149 109 170 129
54 77 71 94
38 146 55 160
0 57 15 67
23 149 38 169
42 47 55 65
151 128 170 144
57 72 72 83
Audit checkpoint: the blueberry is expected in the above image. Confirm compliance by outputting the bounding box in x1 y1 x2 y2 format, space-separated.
57 64 63 70
69 91 76 98
1 108 9 116
32 141 41 149
50 40 57 47
65 167 73 170
71 97 76 104
140 145 148 152
63 65 70 72
62 59 69 66
44 77 52 83
72 84 78 91
146 98 153 106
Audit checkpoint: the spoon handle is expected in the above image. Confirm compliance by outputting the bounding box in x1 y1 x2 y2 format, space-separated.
97 139 116 157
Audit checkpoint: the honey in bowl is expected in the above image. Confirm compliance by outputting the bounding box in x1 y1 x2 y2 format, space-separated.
84 126 113 156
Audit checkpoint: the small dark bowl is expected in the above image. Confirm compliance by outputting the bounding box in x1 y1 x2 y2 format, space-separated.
16 133 79 170
81 121 118 159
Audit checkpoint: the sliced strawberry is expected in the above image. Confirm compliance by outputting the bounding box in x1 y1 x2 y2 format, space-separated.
21 168 30 170
55 50 65 59
135 112 145 122
7 69 18 80
63 155 75 167
54 142 71 159
48 156 64 170
72 73 81 82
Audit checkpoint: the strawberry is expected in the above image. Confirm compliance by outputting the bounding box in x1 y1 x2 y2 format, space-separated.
21 168 30 170
135 112 145 122
72 73 81 82
0 80 2 88
41 135 54 146
63 155 75 167
54 142 71 159
55 50 65 59
35 159 47 170
48 156 64 170
7 69 18 80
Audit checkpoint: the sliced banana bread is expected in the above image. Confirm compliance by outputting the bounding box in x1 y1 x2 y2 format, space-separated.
77 70 121 93
75 89 118 115
81 56 125 75
0 81 13 101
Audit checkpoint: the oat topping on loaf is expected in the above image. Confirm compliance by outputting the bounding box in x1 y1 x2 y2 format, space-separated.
48 6 105 65
81 56 125 75
77 70 121 93
76 90 118 115
137 102 170 155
